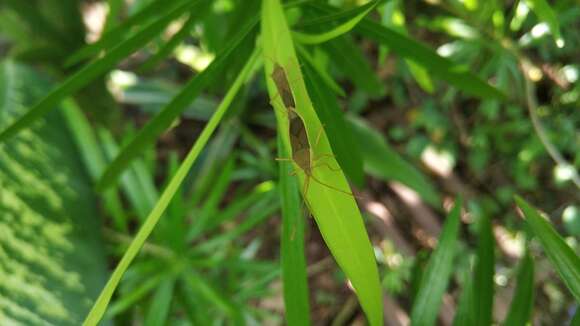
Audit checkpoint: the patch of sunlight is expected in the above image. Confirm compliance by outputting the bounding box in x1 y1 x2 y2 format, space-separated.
459 0 478 11
510 1 529 31
561 89 579 104
175 44 215 71
436 42 460 58
421 145 455 177
561 65 579 83
256 180 275 193
553 164 577 183
440 18 478 39
518 149 534 163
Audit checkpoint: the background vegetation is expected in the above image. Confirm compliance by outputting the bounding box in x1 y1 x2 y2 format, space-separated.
0 0 578 325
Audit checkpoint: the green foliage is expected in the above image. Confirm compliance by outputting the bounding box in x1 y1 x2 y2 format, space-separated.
0 0 578 324
410 199 462 326
0 61 108 325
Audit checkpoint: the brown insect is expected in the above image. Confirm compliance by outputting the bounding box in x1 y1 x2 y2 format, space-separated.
280 115 354 199
267 58 354 200
270 62 296 112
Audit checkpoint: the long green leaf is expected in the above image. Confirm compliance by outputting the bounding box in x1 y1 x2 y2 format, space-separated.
473 215 495 326
293 0 378 44
82 48 260 326
96 16 258 191
503 253 535 326
515 196 580 302
307 2 505 99
0 0 198 143
278 134 311 326
411 198 462 326
144 278 175 326
261 1 383 324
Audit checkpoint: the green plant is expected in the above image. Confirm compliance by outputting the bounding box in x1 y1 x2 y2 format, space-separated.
1 0 579 325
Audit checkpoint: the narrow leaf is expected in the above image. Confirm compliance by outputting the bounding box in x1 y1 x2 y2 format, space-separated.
503 253 535 326
411 198 462 326
82 48 260 326
96 16 258 191
144 278 175 326
278 133 311 326
515 196 580 302
0 0 198 143
293 0 378 44
473 215 495 326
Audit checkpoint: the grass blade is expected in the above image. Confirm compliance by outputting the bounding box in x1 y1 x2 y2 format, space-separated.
410 198 462 326
96 17 258 191
515 196 580 302
262 0 383 324
453 264 475 326
144 278 176 326
82 48 260 326
503 252 535 326
293 0 378 44
473 215 495 326
0 0 197 143
278 133 311 326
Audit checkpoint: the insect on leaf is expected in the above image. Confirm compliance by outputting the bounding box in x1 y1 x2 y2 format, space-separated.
261 0 383 325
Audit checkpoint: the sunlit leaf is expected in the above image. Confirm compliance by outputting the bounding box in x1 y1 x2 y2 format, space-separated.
261 1 383 324
515 196 580 302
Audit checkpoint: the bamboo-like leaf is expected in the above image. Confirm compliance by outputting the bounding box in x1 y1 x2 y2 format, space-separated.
453 264 475 326
503 253 535 326
0 0 198 143
293 0 378 44
278 134 311 326
303 64 364 186
82 48 260 326
306 2 505 99
261 1 383 325
96 17 258 191
515 196 580 302
144 278 175 326
348 116 440 207
525 0 564 47
410 198 462 326
473 215 495 326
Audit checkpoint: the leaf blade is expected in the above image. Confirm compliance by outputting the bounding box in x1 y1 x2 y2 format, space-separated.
515 196 580 302
410 198 462 326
